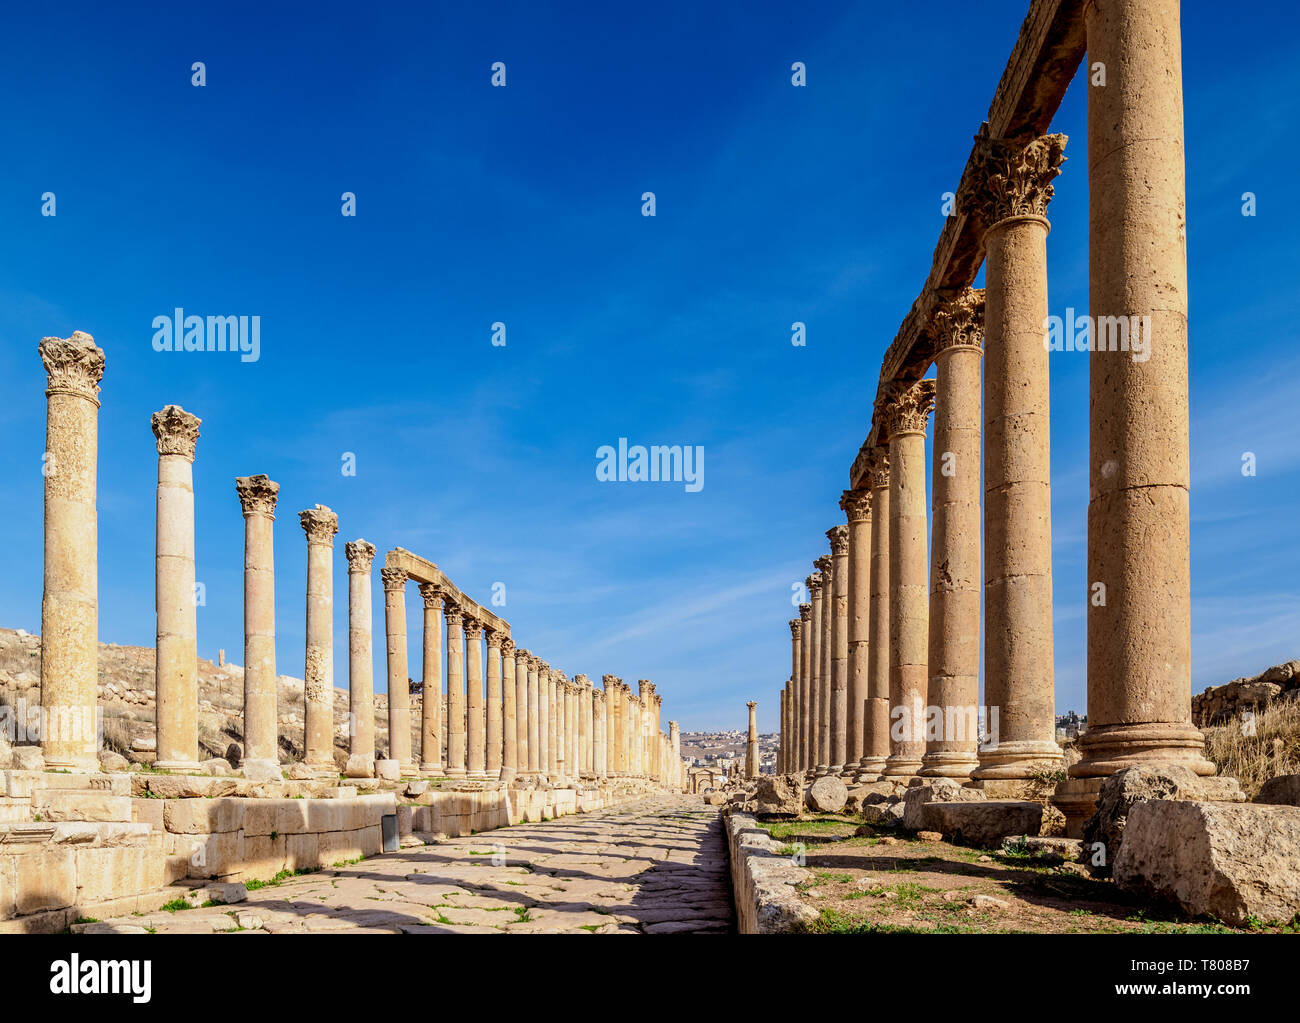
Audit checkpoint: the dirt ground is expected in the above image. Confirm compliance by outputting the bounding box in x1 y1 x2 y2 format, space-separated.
761 816 1299 934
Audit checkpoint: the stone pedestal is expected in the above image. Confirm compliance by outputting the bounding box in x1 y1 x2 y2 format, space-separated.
344 540 377 776
881 380 934 779
299 505 338 775
152 405 201 771
236 474 280 779
39 333 106 772
921 292 984 780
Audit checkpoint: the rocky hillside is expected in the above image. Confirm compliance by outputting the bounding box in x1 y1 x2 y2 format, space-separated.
0 627 425 768
1193 658 1300 727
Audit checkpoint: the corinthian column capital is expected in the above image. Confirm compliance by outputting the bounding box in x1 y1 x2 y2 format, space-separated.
826 524 850 556
236 474 279 517
39 331 105 403
299 505 339 546
798 602 811 623
963 128 1068 227
380 566 408 593
417 582 442 609
789 617 802 639
879 378 936 438
344 539 377 572
814 555 832 575
151 405 201 460
840 488 872 523
931 288 986 356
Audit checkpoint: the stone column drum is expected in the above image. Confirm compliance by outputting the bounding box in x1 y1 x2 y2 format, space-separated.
860 453 891 778
921 291 985 779
443 602 467 777
881 379 935 778
1057 0 1220 829
381 567 414 774
236 474 280 779
344 540 377 776
152 405 201 771
501 638 518 784
39 333 106 771
840 489 872 780
965 129 1067 784
417 584 443 774
828 525 850 776
299 505 339 774
464 617 486 779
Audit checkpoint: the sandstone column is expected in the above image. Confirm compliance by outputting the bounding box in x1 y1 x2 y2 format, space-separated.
576 675 591 779
860 453 892 778
840 489 872 781
603 676 620 775
381 567 414 774
1071 0 1215 795
745 701 759 779
501 637 517 784
806 571 824 777
514 646 529 780
237 474 280 779
828 526 850 776
922 290 985 779
485 628 503 779
464 616 486 779
964 129 1067 785
417 584 444 775
443 601 466 777
669 721 681 789
526 653 541 779
815 555 833 776
797 602 812 772
299 505 339 774
345 540 377 775
881 379 935 778
779 684 789 774
566 677 579 781
152 405 201 771
593 687 607 778
537 660 551 781
39 333 105 771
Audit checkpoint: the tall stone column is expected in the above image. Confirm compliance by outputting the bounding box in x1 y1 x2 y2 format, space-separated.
443 602 466 777
639 681 654 779
603 676 619 775
381 567 413 774
567 678 579 780
827 526 850 776
860 453 892 778
344 540 377 775
797 602 812 772
299 505 338 774
840 489 872 781
485 628 503 779
745 702 759 779
554 676 568 782
39 333 105 771
543 669 557 779
537 661 551 781
501 637 517 784
963 129 1066 785
152 405 201 771
236 474 280 779
669 721 681 789
525 653 541 778
464 616 487 779
417 584 444 775
592 687 606 778
922 291 985 779
881 380 935 778
778 686 786 774
814 555 833 776
1058 0 1219 827
806 571 824 777
576 675 591 778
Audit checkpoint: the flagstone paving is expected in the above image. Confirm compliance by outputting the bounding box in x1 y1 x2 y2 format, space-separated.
82 796 734 935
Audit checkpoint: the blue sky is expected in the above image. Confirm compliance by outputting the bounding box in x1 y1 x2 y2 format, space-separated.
1 1 1296 733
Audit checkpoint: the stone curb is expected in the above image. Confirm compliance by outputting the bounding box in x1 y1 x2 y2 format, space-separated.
723 810 819 934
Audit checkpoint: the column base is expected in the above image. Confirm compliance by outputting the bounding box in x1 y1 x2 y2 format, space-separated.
881 756 924 778
1051 777 1103 838
154 759 202 773
241 758 282 782
971 740 1063 781
346 754 376 779
919 751 979 779
419 762 444 776
1070 721 1215 778
854 755 888 784
444 766 468 778
468 770 490 781
42 753 99 773
400 760 420 778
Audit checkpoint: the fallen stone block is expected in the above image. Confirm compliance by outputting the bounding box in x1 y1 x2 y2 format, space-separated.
1114 800 1300 927
901 778 984 830
806 776 848 814
921 800 1042 848
375 759 400 782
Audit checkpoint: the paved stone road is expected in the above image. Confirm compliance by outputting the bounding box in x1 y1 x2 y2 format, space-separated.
87 795 734 934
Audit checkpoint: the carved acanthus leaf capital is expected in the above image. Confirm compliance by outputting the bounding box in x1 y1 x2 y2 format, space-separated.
299 505 339 546
484 627 502 649
840 488 871 523
807 571 825 596
963 129 1068 227
345 539 377 572
463 616 483 641
826 524 849 556
416 582 442 609
236 474 279 517
789 618 802 639
151 405 201 460
866 448 890 491
814 555 832 574
39 332 105 403
931 288 986 355
501 637 516 656
879 378 936 438
380 566 408 593
798 602 811 622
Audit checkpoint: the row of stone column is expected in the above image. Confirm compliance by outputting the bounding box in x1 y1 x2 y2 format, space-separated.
30 331 687 789
779 0 1214 820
